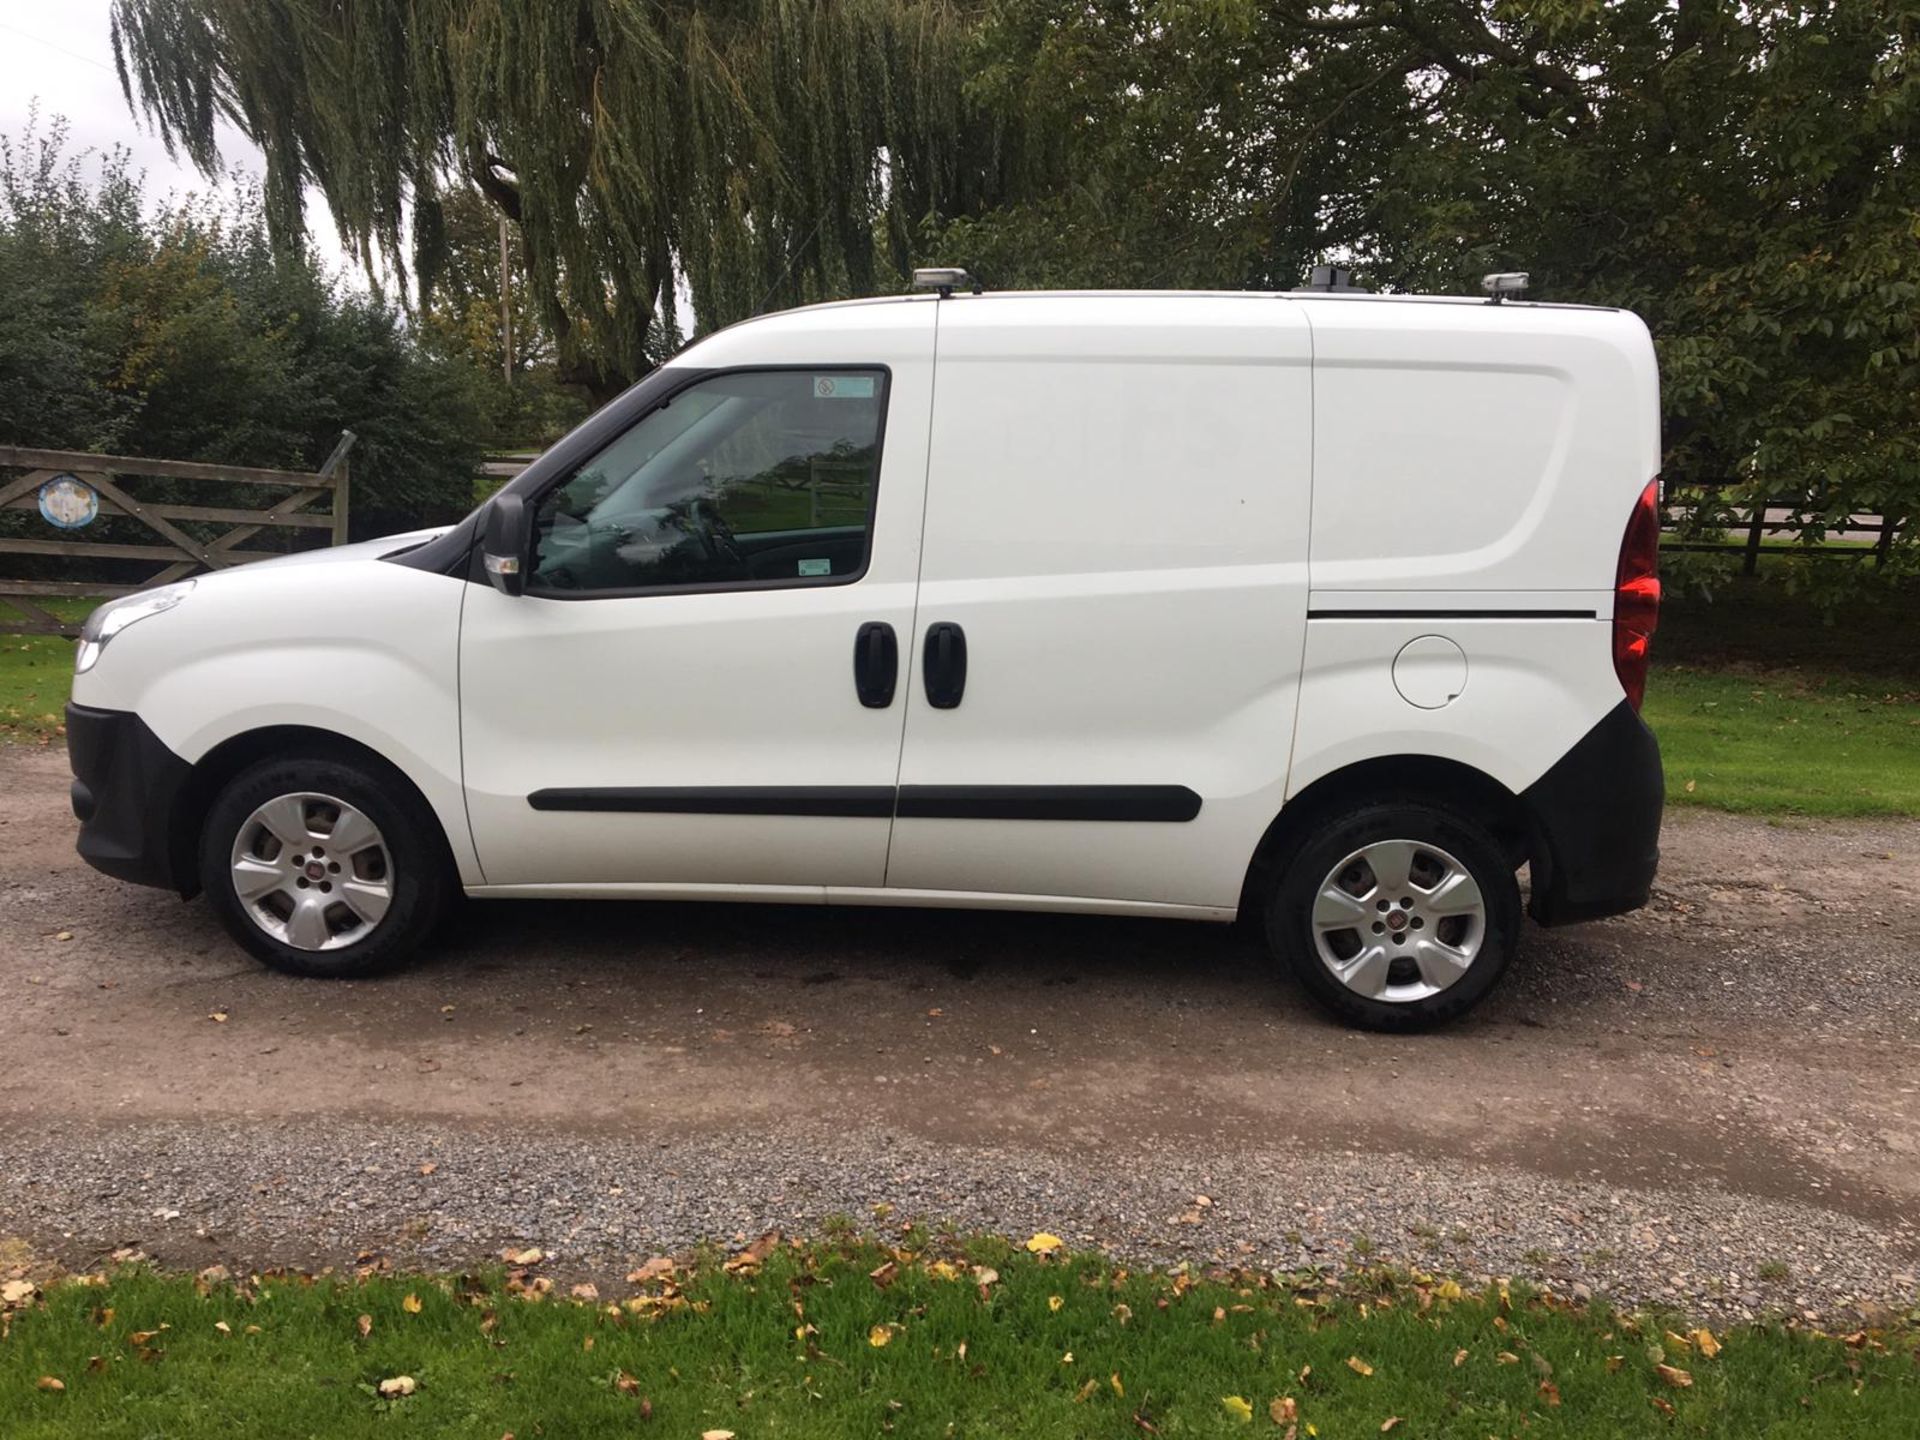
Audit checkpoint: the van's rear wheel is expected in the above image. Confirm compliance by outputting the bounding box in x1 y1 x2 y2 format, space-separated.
1266 803 1519 1031
199 756 450 978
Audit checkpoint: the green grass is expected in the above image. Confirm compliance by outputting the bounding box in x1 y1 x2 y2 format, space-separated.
1645 664 1920 818
0 599 88 745
2 1243 1914 1438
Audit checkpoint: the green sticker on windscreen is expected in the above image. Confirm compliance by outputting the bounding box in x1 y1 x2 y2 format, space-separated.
812 374 875 400
797 557 833 577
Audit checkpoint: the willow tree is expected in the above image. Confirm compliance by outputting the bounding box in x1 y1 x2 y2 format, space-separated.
111 0 1016 397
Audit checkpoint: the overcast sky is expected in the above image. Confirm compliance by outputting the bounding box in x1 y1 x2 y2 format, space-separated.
0 0 357 277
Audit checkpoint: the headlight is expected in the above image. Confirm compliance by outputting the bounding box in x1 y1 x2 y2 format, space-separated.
75 581 194 675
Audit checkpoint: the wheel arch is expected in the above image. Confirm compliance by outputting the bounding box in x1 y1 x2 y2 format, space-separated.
1238 754 1531 920
169 725 458 899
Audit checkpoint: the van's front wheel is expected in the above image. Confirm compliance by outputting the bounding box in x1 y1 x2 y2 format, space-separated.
1267 803 1520 1031
199 756 451 978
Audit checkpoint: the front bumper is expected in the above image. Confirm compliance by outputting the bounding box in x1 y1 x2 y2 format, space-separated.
1520 700 1664 926
67 702 195 893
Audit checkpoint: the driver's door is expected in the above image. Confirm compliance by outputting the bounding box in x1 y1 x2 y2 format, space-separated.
458 327 933 894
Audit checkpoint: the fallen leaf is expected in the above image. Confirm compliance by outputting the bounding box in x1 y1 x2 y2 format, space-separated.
418 1162 437 1176
869 1262 899 1290
1435 1279 1463 1301
974 1267 1000 1287
1111 1372 1125 1396
1026 1232 1064 1255
37 1376 64 1392
614 1371 641 1396
1222 1394 1254 1422
214 1321 231 1335
1381 1420 1402 1433
868 1323 896 1348
1539 1379 1562 1407
570 1283 599 1302
1452 1348 1468 1367
1650 1395 1677 1417
627 1257 675 1284
356 1314 372 1338
1664 1330 1692 1354
927 1260 959 1281
1496 1351 1520 1365
701 1431 735 1440
1074 1378 1099 1403
1271 1396 1299 1423
55 930 73 941
1606 1354 1625 1372
1655 1363 1694 1388
402 1294 423 1314
1049 1295 1064 1312
1692 1327 1721 1358
744 1230 781 1261
2 1280 37 1305
1112 1303 1133 1324
501 1247 544 1266
1346 1355 1374 1377
208 1012 228 1023
377 1375 416 1398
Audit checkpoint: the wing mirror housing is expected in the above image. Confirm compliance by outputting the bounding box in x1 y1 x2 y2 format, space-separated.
482 493 529 597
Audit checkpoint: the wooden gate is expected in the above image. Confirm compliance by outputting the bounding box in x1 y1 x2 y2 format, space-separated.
0 433 354 637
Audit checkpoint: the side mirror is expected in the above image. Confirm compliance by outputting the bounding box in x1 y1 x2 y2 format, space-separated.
482 493 529 597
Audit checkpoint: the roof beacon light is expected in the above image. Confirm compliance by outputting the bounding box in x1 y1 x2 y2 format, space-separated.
912 267 979 297
1482 271 1530 304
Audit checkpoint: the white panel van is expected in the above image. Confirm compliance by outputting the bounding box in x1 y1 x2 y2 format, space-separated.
66 282 1664 1030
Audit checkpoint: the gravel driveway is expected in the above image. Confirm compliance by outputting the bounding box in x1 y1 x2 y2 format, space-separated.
3 746 1917 1323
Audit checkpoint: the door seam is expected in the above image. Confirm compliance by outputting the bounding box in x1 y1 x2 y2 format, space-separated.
880 299 943 888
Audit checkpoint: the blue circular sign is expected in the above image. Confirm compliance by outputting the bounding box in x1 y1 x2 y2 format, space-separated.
37 474 99 530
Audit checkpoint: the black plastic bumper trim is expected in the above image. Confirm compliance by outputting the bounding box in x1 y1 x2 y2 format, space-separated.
1520 700 1664 926
67 702 195 893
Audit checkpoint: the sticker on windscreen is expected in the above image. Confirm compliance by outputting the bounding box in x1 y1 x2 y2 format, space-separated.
797 557 833 577
813 375 875 400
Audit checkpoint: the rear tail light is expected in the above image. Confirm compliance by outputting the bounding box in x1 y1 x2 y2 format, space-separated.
1613 478 1662 710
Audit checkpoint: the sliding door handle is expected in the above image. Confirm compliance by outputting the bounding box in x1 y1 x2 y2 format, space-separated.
923 622 968 709
853 621 898 708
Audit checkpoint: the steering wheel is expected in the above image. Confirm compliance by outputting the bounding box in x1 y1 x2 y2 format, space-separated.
685 498 749 575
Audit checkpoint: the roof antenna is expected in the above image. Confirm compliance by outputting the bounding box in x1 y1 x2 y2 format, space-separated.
1482 272 1529 304
912 267 980 298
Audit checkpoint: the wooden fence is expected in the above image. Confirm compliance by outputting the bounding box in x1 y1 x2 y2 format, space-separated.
0 433 354 637
1661 488 1902 575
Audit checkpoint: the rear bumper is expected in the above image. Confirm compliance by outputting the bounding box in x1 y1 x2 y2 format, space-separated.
67 702 195 894
1520 701 1664 926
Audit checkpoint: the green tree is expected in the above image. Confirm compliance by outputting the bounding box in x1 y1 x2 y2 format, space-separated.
0 117 490 538
944 0 1920 577
110 0 1032 400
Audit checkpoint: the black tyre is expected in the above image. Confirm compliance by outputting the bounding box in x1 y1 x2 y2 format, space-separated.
1265 802 1520 1031
198 754 453 978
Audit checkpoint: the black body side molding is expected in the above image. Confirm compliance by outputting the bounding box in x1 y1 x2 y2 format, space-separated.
896 785 1201 822
528 787 895 817
528 785 1204 823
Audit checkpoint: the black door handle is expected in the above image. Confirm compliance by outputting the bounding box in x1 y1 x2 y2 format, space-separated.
923 622 967 709
853 622 898 708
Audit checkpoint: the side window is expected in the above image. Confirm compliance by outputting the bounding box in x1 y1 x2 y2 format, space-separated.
530 369 887 594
